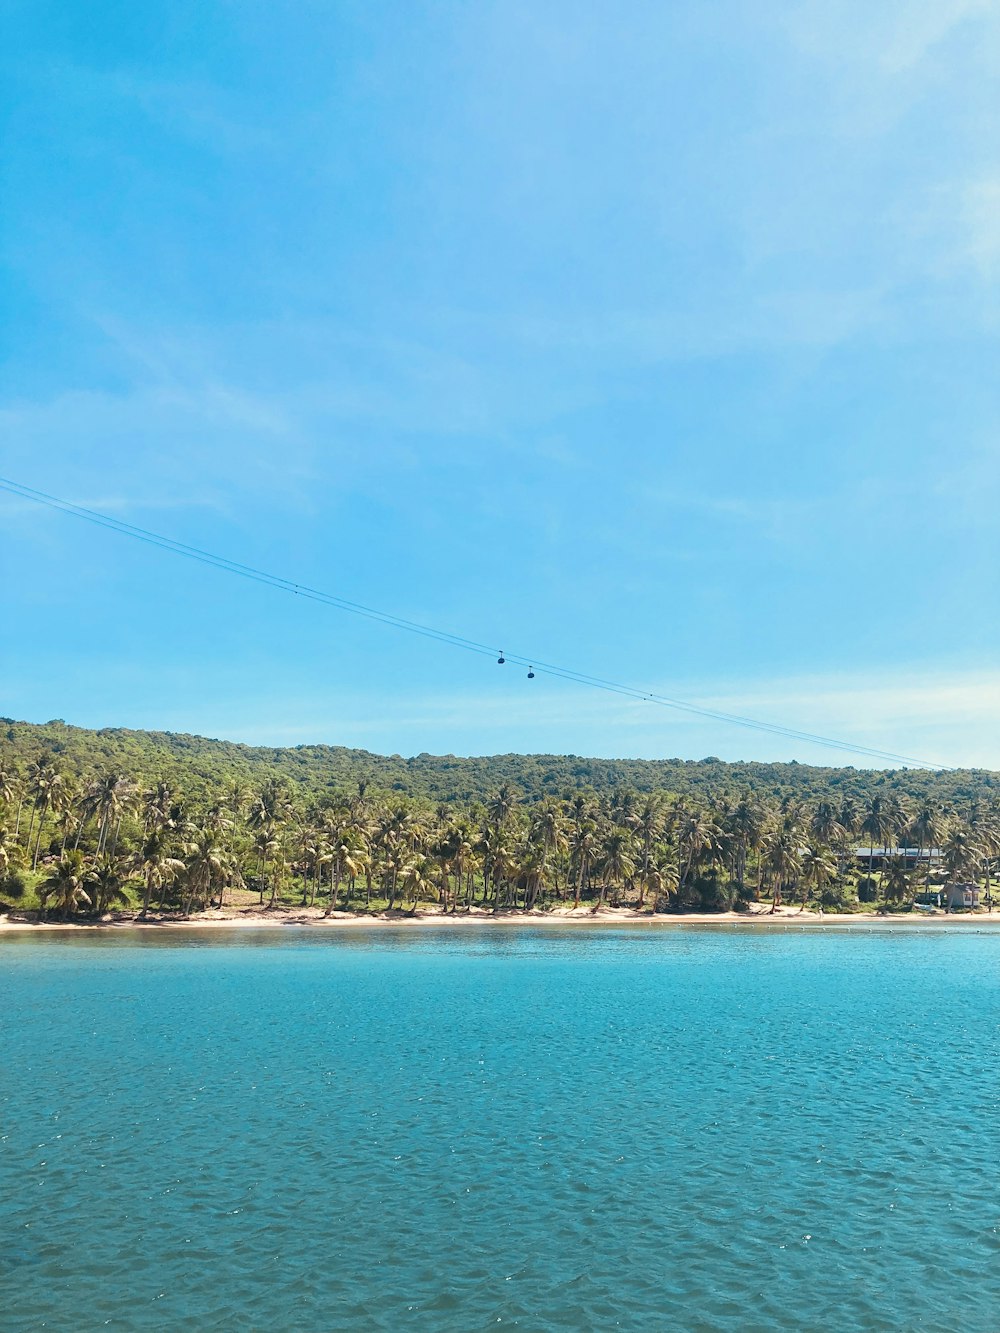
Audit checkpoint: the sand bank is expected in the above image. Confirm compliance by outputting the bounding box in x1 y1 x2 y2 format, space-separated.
2 904 997 931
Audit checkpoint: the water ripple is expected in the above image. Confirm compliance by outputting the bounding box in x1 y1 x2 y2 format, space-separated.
2 926 1000 1330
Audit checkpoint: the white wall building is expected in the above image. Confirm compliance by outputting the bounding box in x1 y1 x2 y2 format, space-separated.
943 883 981 910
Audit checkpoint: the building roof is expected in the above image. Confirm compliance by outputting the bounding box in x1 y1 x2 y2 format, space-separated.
853 847 942 858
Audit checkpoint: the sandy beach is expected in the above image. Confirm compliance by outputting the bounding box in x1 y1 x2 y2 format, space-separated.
3 903 997 931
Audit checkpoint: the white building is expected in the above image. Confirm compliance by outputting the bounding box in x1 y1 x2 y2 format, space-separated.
943 883 981 910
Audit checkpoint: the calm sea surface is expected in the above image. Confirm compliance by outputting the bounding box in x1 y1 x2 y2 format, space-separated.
2 925 1000 1332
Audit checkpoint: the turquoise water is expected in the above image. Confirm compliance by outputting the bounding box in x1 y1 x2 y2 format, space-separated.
2 926 1000 1332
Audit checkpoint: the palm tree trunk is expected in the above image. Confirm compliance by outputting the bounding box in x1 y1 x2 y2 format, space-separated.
325 863 341 916
32 804 48 869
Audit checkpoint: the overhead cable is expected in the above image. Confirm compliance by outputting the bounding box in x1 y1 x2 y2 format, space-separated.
0 475 947 769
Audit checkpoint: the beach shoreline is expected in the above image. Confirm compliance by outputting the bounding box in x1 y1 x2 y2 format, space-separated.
2 904 997 931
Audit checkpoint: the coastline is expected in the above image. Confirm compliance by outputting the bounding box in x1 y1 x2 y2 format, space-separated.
2 903 997 931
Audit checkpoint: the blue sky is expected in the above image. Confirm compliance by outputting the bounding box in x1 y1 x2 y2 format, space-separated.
2 0 999 768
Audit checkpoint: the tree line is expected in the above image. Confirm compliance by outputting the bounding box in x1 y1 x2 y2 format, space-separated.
3 717 997 812
1 749 998 919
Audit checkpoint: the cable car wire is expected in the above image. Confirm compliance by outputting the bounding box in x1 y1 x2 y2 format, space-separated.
0 475 948 769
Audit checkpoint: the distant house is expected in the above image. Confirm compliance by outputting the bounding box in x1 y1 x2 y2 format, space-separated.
853 847 942 870
943 883 981 910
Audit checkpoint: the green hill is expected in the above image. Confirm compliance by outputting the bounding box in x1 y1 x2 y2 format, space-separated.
3 716 996 810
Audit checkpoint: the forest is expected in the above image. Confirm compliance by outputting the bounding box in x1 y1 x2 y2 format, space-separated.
1 717 998 918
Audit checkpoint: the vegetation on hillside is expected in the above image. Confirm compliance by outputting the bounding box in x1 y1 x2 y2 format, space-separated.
1 718 997 919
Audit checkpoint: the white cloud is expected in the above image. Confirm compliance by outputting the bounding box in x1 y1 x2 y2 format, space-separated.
777 0 995 75
127 666 1000 771
705 668 999 721
960 178 1000 278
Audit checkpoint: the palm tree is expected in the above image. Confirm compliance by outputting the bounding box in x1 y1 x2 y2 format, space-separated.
524 802 565 909
248 781 295 903
488 784 517 832
0 766 19 828
247 779 294 831
907 802 946 893
644 855 679 913
225 777 250 827
609 788 638 831
979 811 1000 911
799 845 837 912
675 809 717 895
838 797 860 839
763 827 802 912
39 851 92 919
324 831 365 915
88 772 136 859
296 828 327 906
402 857 432 913
133 829 184 917
883 856 912 907
183 828 243 915
567 793 592 830
634 797 663 906
27 756 65 869
942 824 980 904
142 781 175 835
448 821 476 910
594 829 635 912
490 833 520 912
357 805 380 907
430 826 457 911
885 793 912 855
569 822 597 909
251 827 280 905
55 785 79 854
85 859 131 915
23 754 50 848
810 801 845 850
860 795 894 894
727 795 764 889
966 805 999 911
0 824 13 881
383 844 407 912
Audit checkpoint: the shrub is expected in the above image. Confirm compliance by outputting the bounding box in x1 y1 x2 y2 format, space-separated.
675 880 703 911
857 877 878 903
700 877 737 912
819 883 860 913
0 872 26 901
